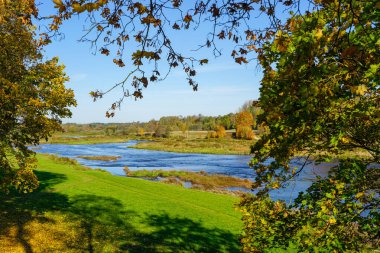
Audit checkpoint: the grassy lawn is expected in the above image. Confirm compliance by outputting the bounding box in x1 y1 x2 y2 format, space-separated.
0 154 242 252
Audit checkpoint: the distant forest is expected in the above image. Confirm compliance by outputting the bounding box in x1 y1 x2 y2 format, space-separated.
62 100 263 137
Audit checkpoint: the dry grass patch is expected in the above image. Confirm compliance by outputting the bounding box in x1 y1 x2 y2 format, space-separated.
124 168 252 191
77 155 121 161
129 137 253 155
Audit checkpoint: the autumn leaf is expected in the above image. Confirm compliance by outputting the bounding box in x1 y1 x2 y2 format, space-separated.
235 57 248 64
200 59 208 65
52 0 64 7
183 14 192 23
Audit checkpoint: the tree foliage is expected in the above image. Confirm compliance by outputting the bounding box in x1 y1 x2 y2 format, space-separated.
239 100 262 129
0 0 76 192
216 125 227 138
236 111 254 128
236 111 255 140
236 126 255 140
207 125 227 139
242 0 380 251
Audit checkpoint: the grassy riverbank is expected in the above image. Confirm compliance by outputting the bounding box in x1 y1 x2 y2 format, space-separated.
129 137 253 155
77 155 121 161
41 134 129 144
0 154 242 252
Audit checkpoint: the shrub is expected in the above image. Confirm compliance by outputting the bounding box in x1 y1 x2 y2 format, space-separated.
206 131 217 139
236 126 254 140
153 125 171 138
215 125 226 138
136 127 145 136
206 126 226 139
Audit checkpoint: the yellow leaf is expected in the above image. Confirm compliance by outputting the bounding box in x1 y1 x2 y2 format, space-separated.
183 14 192 23
341 136 349 144
315 29 323 39
52 0 64 7
355 192 364 199
351 85 368 95
329 217 336 224
72 3 85 13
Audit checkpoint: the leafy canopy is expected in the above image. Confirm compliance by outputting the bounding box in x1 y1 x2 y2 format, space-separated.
242 0 380 251
0 0 76 192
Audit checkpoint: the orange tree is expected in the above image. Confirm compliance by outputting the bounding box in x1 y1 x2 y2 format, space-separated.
0 0 76 192
216 125 226 138
236 111 254 140
45 0 379 251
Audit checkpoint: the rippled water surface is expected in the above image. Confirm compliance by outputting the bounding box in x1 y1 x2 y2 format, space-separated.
35 140 332 202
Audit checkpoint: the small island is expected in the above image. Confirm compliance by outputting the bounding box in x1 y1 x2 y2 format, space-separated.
77 155 121 161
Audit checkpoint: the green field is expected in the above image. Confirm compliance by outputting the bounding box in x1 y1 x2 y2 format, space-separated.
0 154 242 252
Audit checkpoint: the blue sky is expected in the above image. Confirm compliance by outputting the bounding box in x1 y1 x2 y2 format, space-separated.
37 2 262 123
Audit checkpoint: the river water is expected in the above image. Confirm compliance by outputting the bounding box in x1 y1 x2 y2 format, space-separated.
35 140 332 202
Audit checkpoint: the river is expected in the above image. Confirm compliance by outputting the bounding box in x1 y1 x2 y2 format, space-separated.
35 140 332 202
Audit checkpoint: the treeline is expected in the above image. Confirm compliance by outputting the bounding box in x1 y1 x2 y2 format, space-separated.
62 100 265 138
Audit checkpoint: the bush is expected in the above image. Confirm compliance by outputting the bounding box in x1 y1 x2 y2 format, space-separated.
215 125 226 138
236 126 254 140
136 127 145 136
153 125 171 138
206 126 226 139
206 131 217 139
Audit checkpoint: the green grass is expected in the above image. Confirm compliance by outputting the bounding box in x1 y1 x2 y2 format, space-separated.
0 154 242 252
129 137 254 155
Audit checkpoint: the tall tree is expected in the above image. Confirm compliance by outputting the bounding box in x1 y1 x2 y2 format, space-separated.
241 1 380 251
0 0 76 192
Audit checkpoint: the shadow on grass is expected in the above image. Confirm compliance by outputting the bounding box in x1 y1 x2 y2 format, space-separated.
123 213 240 252
65 195 239 253
65 194 139 252
0 170 69 253
1 171 239 253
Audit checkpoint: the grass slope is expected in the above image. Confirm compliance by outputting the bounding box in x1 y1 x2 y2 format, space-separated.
0 154 241 252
